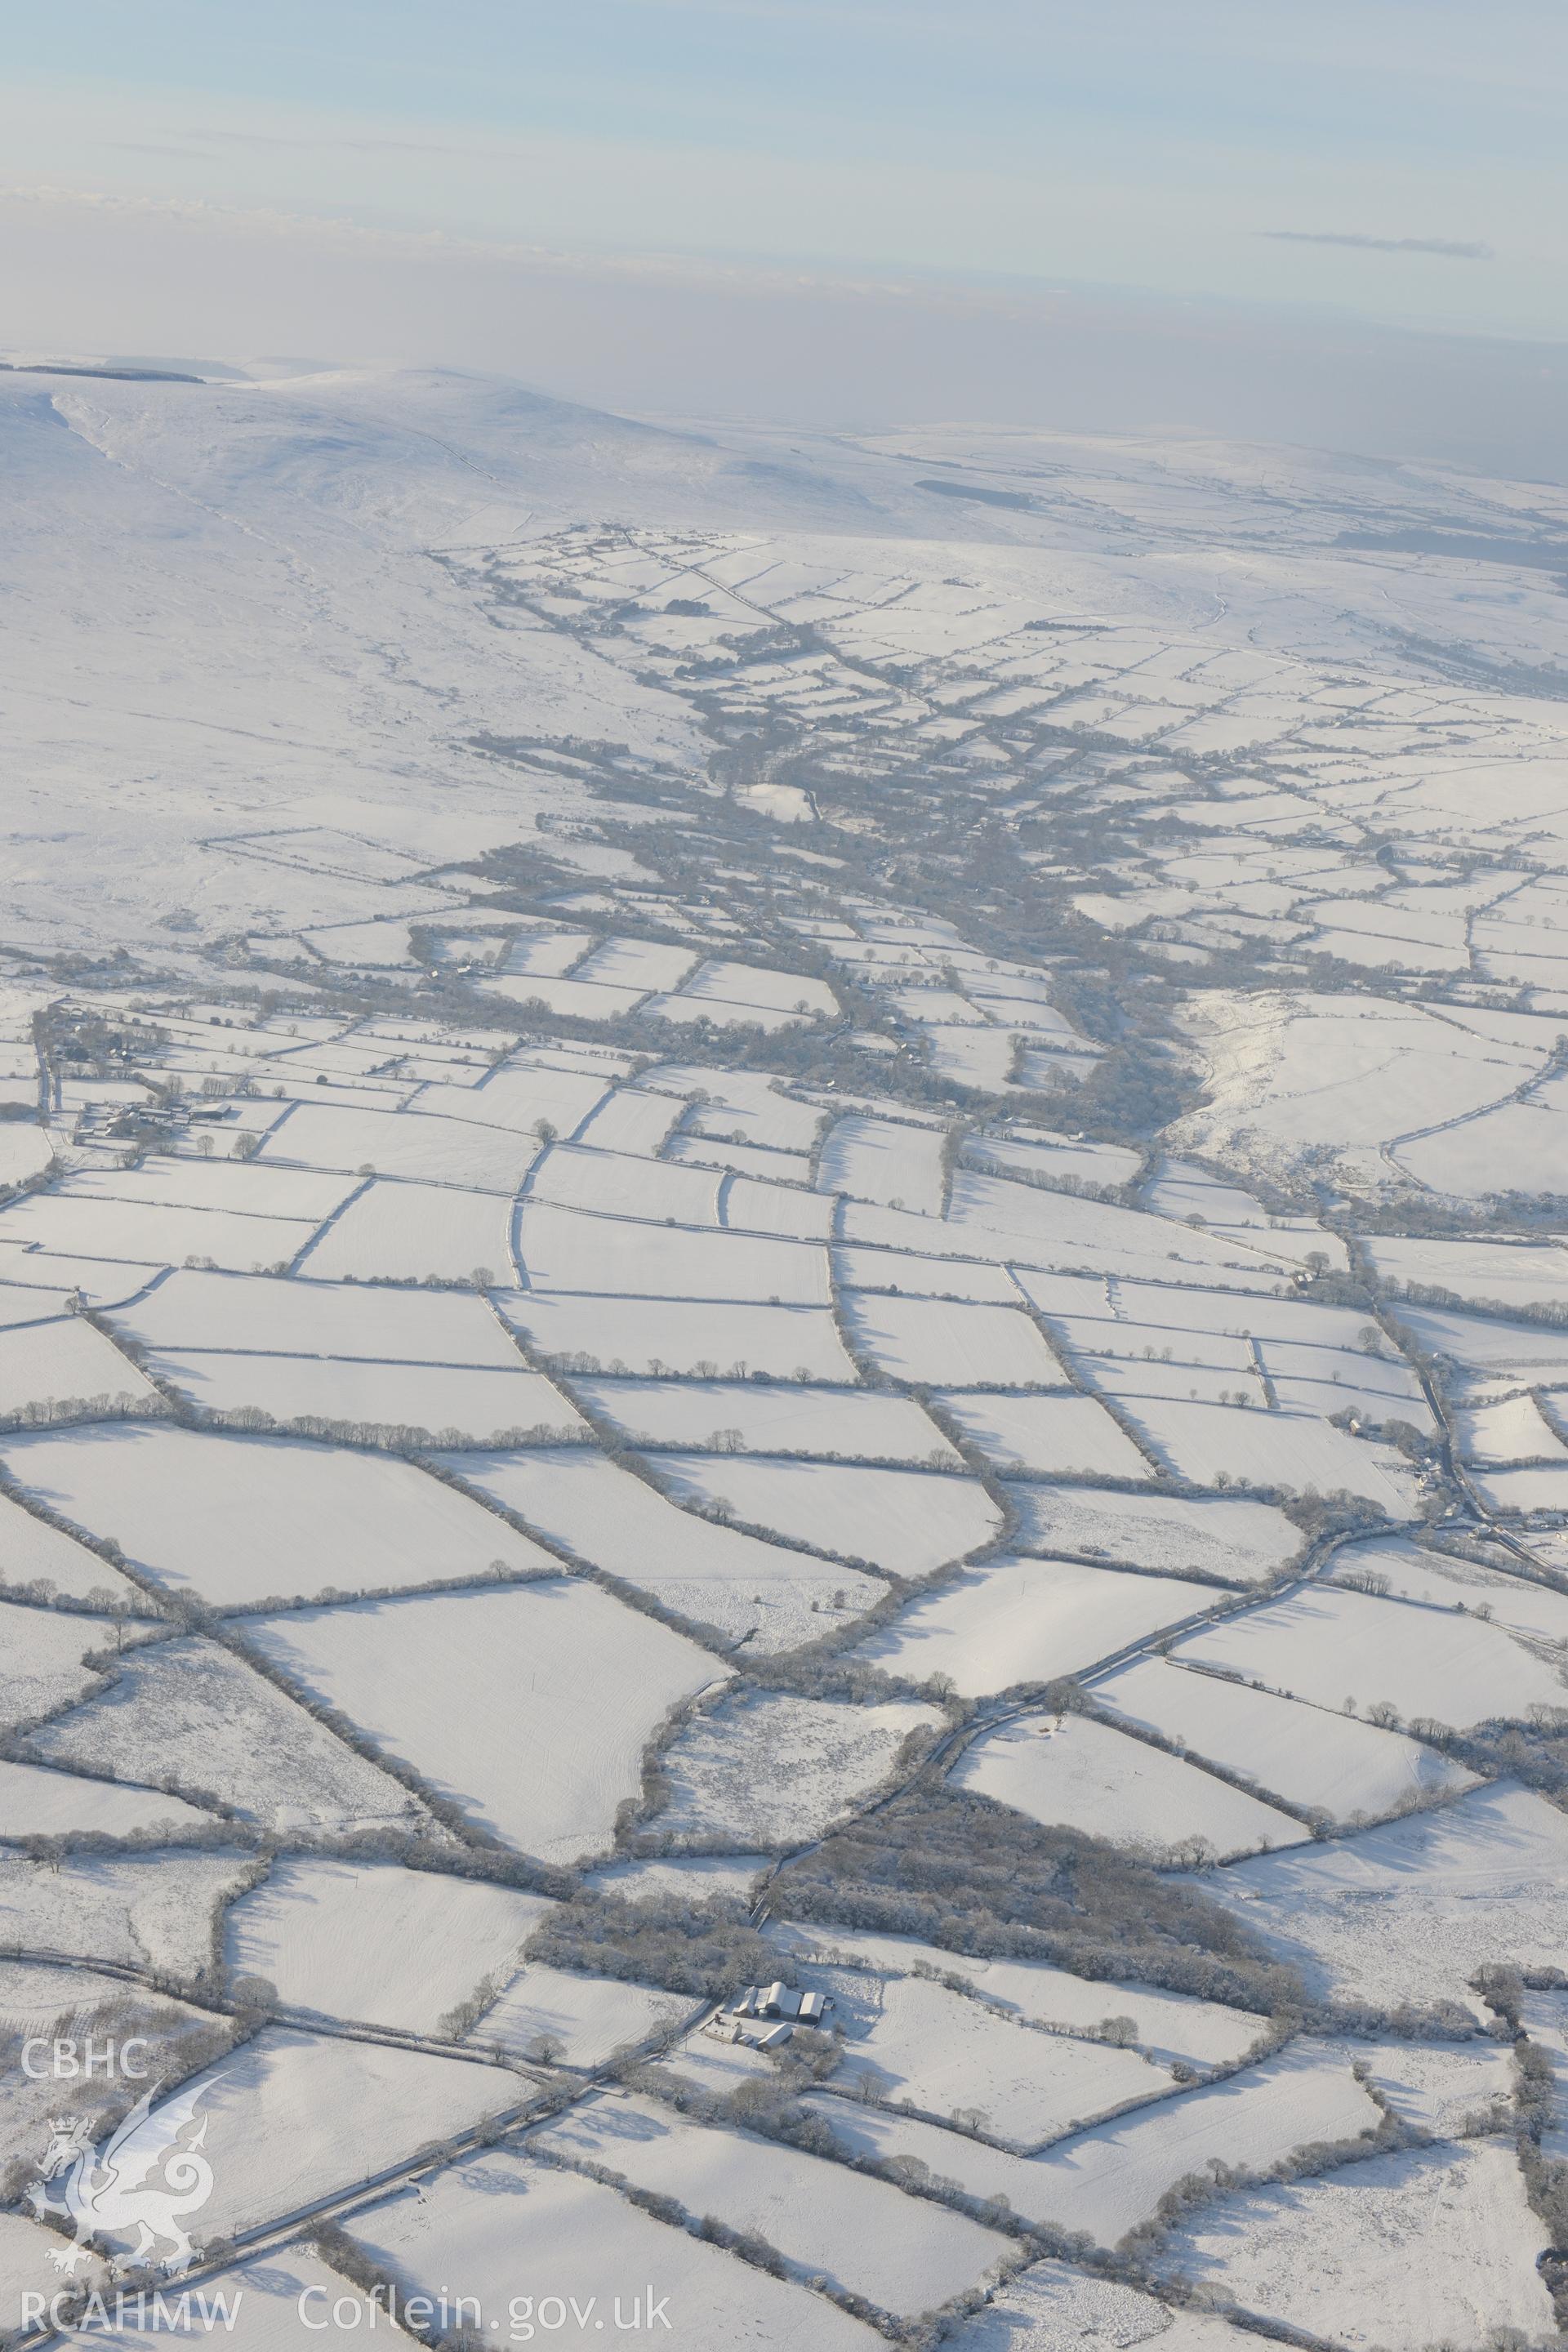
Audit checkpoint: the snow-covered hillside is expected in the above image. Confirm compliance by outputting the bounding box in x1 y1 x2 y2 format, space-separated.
2 359 1568 2352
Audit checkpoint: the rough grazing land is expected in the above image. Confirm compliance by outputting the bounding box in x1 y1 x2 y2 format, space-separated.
1157 2140 1555 2350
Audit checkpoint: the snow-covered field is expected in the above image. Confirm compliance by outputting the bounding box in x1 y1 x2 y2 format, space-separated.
27 1630 442 1833
350 2154 882 2350
844 1291 1069 1387
1093 1656 1479 1822
2 1423 555 1605
447 1443 888 1646
817 1113 949 1214
1002 2046 1382 2247
297 1179 515 1282
468 1963 695 2067
648 1453 1000 1576
1004 1487 1303 1586
1316 2034 1515 2137
1368 1232 1568 1312
0 1848 253 1977
517 1200 829 1302
1111 1396 1419 1512
951 2261 1258 2352
110 1266 528 1362
951 1711 1307 1858
853 1554 1222 1692
1172 1582 1567 1731
500 1290 858 1379
575 1374 956 1462
831 1971 1178 2146
148 1348 581 1444
96 2027 522 2250
768 1919 1269 2067
938 1392 1154 1477
260 1102 542 1190
0 1190 320 1273
1157 2140 1554 2350
0 1488 146 1603
0 2214 109 2336
1334 1537 1568 1645
0 1755 211 1840
0 1314 162 1419
1205 1780 1568 2015
0 1597 117 1731
246 1580 723 1861
225 1858 554 2032
530 2091 1012 2314
808 2045 1379 2248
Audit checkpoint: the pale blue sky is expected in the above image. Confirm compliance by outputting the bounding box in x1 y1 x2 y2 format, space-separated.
12 0 1554 163
3 2 1565 461
6 1 1563 326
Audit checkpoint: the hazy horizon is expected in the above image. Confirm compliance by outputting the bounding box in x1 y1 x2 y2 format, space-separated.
6 0 1567 475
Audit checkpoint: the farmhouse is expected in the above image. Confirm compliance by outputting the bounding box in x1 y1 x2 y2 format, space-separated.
739 1981 832 2023
706 1981 835 2047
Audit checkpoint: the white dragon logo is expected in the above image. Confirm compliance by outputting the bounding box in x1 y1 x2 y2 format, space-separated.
29 2079 220 2277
